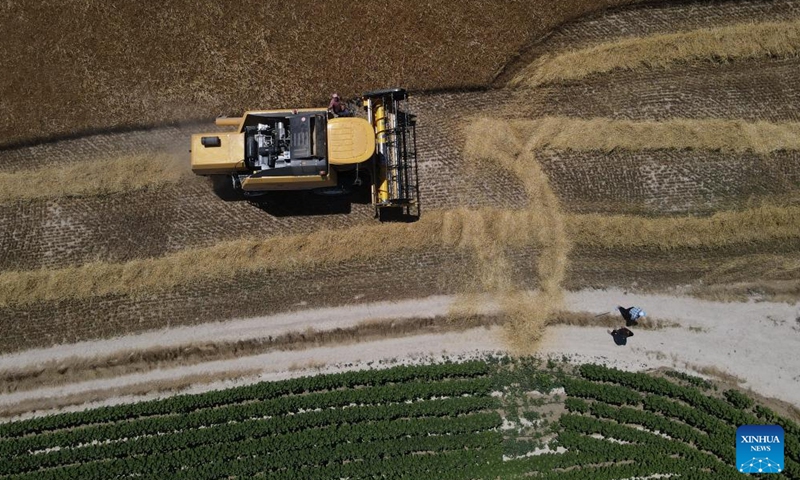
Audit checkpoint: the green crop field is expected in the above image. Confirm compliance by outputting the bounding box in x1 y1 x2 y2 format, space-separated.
1 358 797 479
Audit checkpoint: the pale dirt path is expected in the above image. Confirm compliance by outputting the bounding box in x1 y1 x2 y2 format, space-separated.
0 295 485 369
544 289 800 406
1 289 798 420
0 329 507 422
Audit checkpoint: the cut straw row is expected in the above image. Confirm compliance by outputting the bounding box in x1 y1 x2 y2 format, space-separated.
510 18 800 88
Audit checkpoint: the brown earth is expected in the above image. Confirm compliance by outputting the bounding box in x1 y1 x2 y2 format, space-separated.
497 0 800 83
0 0 639 147
1 0 799 354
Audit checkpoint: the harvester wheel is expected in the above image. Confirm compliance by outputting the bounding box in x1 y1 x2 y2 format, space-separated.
210 175 243 201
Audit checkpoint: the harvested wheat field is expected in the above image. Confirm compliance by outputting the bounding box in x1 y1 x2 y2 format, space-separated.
2 0 800 477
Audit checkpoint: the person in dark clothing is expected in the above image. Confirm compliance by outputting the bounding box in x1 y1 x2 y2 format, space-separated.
328 93 352 117
618 306 646 327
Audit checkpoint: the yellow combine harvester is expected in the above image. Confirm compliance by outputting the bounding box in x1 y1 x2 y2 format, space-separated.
191 88 419 220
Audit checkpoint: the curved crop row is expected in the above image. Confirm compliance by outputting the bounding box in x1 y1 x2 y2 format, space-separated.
578 364 758 426
663 370 713 390
755 405 800 465
562 378 642 406
642 395 734 438
529 457 725 480
1 395 494 459
7 414 501 474
4 413 500 477
578 364 800 477
15 431 501 480
558 415 737 476
557 430 723 471
0 379 493 459
0 361 488 438
205 444 502 480
587 401 734 464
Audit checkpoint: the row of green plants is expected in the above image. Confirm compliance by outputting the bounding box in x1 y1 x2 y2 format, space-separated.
496 414 735 479
755 405 800 466
12 431 501 480
559 414 726 468
663 370 714 390
0 360 488 438
643 394 733 438
563 377 641 405
564 375 736 452
0 362 502 479
2 412 501 476
578 364 756 427
492 360 799 479
182 444 502 480
578 399 734 464
578 364 800 476
1 394 494 459
4 358 798 479
0 377 496 458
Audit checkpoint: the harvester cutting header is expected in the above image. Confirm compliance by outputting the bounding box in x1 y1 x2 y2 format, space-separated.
190 88 419 220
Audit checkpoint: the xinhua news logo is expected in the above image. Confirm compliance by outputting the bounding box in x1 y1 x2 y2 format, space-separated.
737 425 784 474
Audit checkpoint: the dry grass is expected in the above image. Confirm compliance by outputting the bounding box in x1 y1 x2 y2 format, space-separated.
506 117 800 154
5 116 790 204
462 118 571 352
690 280 800 304
0 0 636 146
0 309 683 395
0 314 503 394
0 154 190 203
687 363 745 385
547 311 680 330
0 206 544 307
0 369 259 419
700 254 800 286
1 203 798 307
568 204 800 249
510 18 800 88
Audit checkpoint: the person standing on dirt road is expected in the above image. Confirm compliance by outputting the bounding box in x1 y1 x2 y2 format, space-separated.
618 306 646 327
328 93 352 117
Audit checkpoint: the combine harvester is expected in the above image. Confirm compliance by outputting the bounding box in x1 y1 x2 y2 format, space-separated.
191 88 419 220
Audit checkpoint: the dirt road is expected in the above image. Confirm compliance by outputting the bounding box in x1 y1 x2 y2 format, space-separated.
1 289 797 421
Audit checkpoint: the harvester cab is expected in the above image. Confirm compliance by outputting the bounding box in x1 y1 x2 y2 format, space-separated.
190 88 419 221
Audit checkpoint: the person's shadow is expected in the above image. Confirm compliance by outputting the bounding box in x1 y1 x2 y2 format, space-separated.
609 330 629 346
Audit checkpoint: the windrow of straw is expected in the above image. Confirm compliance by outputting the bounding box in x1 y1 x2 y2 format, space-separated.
0 208 545 307
462 118 570 352
0 154 190 203
507 117 800 154
689 253 800 302
509 18 800 88
3 117 796 204
1 200 798 308
569 204 800 249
